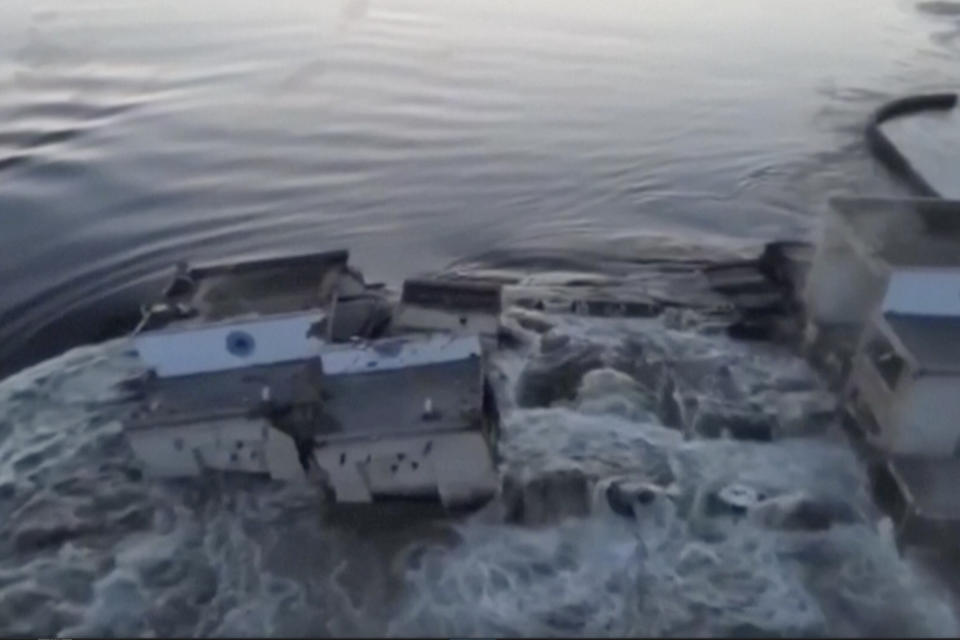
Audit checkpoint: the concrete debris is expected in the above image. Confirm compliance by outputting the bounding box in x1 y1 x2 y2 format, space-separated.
308 297 393 342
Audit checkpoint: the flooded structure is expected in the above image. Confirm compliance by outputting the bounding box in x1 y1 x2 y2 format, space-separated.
806 196 960 546
126 250 501 509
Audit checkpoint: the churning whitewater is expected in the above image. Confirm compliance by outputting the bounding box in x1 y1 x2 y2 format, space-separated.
0 257 957 637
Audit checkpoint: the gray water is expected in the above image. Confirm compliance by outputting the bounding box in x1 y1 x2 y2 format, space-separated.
1 0 960 375
2 286 958 637
2 0 960 636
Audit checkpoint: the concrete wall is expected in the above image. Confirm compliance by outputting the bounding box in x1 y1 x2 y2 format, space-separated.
312 430 498 508
892 375 960 457
135 312 325 377
883 268 960 316
128 417 276 477
852 351 901 451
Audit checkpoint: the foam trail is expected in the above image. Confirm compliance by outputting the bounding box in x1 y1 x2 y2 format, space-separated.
0 305 956 637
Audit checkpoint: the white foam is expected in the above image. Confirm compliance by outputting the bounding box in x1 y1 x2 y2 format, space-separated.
0 305 957 637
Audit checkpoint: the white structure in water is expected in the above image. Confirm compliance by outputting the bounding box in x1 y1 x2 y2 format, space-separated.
849 283 960 456
807 197 960 544
805 197 960 457
126 250 502 509
805 197 960 327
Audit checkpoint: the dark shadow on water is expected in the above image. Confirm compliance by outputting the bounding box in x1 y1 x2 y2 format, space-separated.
917 1 960 16
0 285 153 381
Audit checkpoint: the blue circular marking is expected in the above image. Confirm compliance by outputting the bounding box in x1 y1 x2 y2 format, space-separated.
226 330 256 357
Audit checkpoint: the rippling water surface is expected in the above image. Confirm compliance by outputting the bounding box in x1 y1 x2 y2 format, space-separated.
0 0 959 374
2 0 960 636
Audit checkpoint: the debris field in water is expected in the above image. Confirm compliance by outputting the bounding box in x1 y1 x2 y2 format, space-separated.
0 263 956 637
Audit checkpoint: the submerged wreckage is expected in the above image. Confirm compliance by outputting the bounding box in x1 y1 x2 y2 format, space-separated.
120 93 960 550
127 250 502 509
123 239 813 511
806 196 960 546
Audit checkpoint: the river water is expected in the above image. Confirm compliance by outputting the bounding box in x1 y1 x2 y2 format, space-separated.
1 0 960 636
1 0 960 376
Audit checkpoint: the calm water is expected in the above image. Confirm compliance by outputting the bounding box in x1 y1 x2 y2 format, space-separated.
0 0 957 373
